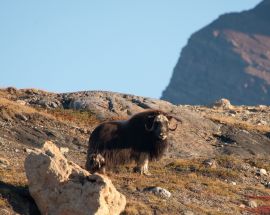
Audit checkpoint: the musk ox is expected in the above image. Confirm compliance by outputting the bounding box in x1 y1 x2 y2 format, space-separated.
86 109 180 175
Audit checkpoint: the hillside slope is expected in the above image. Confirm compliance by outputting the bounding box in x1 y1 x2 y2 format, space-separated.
162 0 270 105
1 88 270 214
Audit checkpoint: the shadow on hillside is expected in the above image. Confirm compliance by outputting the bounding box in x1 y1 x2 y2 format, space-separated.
0 181 40 215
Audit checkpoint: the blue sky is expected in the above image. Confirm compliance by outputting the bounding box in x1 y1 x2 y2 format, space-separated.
0 0 261 98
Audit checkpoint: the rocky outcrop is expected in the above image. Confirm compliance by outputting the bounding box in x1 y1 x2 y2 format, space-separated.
24 141 126 215
162 0 270 105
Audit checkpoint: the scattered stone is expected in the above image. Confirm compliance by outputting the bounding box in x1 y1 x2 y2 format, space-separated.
0 157 10 166
257 120 267 125
15 113 28 121
184 211 194 215
240 163 251 171
143 186 171 198
257 168 267 176
212 98 233 109
228 110 237 114
203 159 217 169
60 147 69 154
248 200 257 208
36 99 61 109
231 182 237 186
24 148 34 154
265 182 270 188
239 204 245 208
15 149 19 153
0 209 11 215
25 141 126 215
0 157 10 168
16 100 26 106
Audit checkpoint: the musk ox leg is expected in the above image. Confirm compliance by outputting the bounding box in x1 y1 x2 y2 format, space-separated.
134 153 151 176
86 153 106 174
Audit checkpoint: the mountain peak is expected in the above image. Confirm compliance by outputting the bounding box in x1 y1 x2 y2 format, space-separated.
162 1 270 105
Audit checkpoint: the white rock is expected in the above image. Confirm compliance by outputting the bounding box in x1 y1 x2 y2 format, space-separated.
16 100 26 106
0 157 10 166
259 168 267 176
239 204 245 208
24 148 34 154
231 182 237 186
212 98 233 109
25 141 126 215
184 211 194 215
60 147 69 154
143 186 171 198
248 200 257 208
203 159 217 169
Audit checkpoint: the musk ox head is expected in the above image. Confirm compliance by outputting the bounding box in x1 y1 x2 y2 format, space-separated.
145 113 178 140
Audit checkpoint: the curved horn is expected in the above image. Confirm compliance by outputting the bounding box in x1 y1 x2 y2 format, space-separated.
166 113 180 131
169 123 178 131
166 114 183 123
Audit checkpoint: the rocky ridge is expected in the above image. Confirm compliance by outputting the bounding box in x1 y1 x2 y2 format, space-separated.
162 0 270 105
1 87 270 214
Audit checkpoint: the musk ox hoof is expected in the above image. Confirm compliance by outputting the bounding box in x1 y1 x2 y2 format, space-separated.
143 171 152 176
133 166 152 176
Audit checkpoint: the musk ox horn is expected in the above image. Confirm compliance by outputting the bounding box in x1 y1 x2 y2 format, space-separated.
168 123 178 131
166 114 181 131
166 114 182 123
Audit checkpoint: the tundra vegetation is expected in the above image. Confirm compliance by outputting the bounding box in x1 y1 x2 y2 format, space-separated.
0 88 270 214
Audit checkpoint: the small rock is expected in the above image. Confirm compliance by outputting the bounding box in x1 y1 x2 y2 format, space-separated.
60 147 69 154
0 157 10 166
203 159 217 169
50 102 59 108
0 209 11 215
16 100 26 106
248 200 257 208
231 182 237 186
258 120 267 125
78 128 88 134
265 182 270 188
240 163 251 171
212 98 233 109
15 113 28 121
257 168 267 176
24 148 34 154
143 186 171 198
15 149 19 153
228 110 237 114
184 211 194 215
239 204 245 208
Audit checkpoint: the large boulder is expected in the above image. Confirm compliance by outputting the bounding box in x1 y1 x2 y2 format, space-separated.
24 141 126 215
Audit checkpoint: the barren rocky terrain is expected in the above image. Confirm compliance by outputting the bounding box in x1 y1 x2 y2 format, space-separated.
1 87 270 214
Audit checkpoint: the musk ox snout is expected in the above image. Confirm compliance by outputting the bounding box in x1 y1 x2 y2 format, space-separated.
145 114 177 140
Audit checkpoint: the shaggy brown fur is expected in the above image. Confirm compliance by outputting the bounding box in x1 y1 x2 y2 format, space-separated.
85 109 179 173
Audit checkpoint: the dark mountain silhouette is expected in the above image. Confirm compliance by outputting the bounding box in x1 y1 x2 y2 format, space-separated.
162 0 270 105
